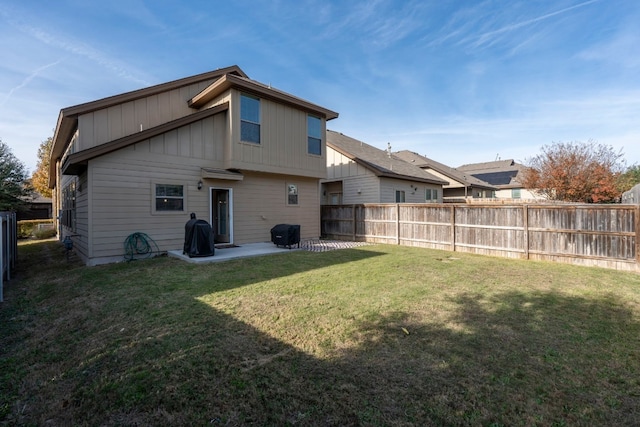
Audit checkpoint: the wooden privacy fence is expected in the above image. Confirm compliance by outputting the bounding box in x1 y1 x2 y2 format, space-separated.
321 204 640 272
1 212 18 302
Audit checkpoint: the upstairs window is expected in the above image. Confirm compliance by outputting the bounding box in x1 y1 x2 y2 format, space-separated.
307 115 322 155
241 94 260 144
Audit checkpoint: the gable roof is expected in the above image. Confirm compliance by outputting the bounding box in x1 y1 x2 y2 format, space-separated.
393 150 496 190
50 65 246 187
188 73 339 120
457 159 527 187
326 131 448 185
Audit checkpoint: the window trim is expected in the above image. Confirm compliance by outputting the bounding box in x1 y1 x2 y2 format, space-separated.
61 178 77 231
287 183 299 206
240 93 261 144
152 181 187 215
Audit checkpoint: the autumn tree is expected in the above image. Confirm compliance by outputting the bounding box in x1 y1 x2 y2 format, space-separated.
31 136 53 198
0 139 32 211
521 140 625 203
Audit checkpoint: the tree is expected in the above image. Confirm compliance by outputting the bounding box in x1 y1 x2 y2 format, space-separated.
616 164 640 194
521 140 625 203
0 139 32 211
31 136 53 198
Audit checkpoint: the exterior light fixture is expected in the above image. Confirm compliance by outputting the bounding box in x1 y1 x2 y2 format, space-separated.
197 180 203 190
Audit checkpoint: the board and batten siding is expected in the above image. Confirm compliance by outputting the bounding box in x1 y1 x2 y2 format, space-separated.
76 79 218 151
228 90 327 179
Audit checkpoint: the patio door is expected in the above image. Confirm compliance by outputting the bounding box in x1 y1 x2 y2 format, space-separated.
211 188 232 244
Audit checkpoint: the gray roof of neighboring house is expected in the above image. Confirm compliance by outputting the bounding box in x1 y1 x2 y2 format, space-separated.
394 150 496 190
457 159 527 187
327 131 449 185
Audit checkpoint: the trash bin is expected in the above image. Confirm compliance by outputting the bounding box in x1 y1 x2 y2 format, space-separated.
183 213 215 257
270 224 300 249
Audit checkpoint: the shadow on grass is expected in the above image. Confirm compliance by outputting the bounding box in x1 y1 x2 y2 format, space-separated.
2 241 640 426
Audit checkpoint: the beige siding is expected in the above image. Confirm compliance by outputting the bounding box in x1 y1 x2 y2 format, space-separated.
83 112 321 264
227 90 327 179
425 169 463 188
76 79 220 150
225 172 321 244
379 178 442 204
326 147 369 179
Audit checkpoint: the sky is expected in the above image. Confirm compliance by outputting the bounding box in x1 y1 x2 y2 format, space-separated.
1 0 639 174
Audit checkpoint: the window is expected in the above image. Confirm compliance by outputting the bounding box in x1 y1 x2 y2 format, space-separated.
287 184 298 205
395 190 405 203
61 179 77 231
155 184 184 211
426 188 439 202
240 94 260 144
307 115 322 155
512 188 521 199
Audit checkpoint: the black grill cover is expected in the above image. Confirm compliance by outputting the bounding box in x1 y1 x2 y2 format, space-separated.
270 224 300 249
184 214 215 257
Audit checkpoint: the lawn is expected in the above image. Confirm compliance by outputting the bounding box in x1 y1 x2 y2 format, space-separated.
1 240 640 426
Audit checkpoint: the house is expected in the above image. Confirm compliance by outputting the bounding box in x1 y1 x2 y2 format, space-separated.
49 65 338 265
457 159 543 201
322 131 448 204
393 151 497 202
16 193 53 221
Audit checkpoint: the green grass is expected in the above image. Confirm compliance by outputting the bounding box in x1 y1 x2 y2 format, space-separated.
1 240 640 426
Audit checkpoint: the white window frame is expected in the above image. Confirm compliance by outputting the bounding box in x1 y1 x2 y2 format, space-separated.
152 181 187 215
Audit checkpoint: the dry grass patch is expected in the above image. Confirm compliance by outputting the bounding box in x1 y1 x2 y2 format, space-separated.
1 240 640 426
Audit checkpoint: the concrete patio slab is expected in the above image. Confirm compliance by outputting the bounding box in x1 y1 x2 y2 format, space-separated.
167 242 295 264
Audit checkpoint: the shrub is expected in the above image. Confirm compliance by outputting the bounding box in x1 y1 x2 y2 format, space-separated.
17 219 55 239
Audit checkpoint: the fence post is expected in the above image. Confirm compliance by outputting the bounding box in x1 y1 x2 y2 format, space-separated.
1 215 4 303
636 206 640 265
450 205 456 252
523 205 529 260
352 205 357 241
396 204 401 245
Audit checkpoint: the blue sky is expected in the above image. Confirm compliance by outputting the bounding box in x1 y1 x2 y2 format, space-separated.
1 0 639 173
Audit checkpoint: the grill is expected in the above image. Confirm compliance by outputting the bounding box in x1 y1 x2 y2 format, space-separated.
183 213 215 257
270 224 300 249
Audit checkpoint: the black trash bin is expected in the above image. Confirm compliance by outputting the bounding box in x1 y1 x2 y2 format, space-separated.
183 213 215 257
270 224 300 249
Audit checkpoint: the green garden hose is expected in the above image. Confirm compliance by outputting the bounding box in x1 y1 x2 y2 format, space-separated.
124 232 160 262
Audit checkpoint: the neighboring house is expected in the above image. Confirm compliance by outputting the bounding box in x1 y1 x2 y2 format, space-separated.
622 183 640 204
322 131 448 204
394 150 497 202
49 65 338 265
16 193 53 221
457 159 543 201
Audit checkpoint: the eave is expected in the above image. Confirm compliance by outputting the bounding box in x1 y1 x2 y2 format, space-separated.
49 65 246 188
188 73 339 120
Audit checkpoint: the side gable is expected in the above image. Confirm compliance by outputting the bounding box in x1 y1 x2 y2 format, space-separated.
326 131 448 185
49 65 247 188
394 150 496 190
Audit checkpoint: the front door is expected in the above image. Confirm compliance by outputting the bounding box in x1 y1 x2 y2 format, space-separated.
211 188 231 244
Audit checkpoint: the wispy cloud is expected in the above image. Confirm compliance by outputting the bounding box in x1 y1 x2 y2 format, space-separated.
464 0 601 49
427 0 601 51
0 7 151 87
1 59 62 106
